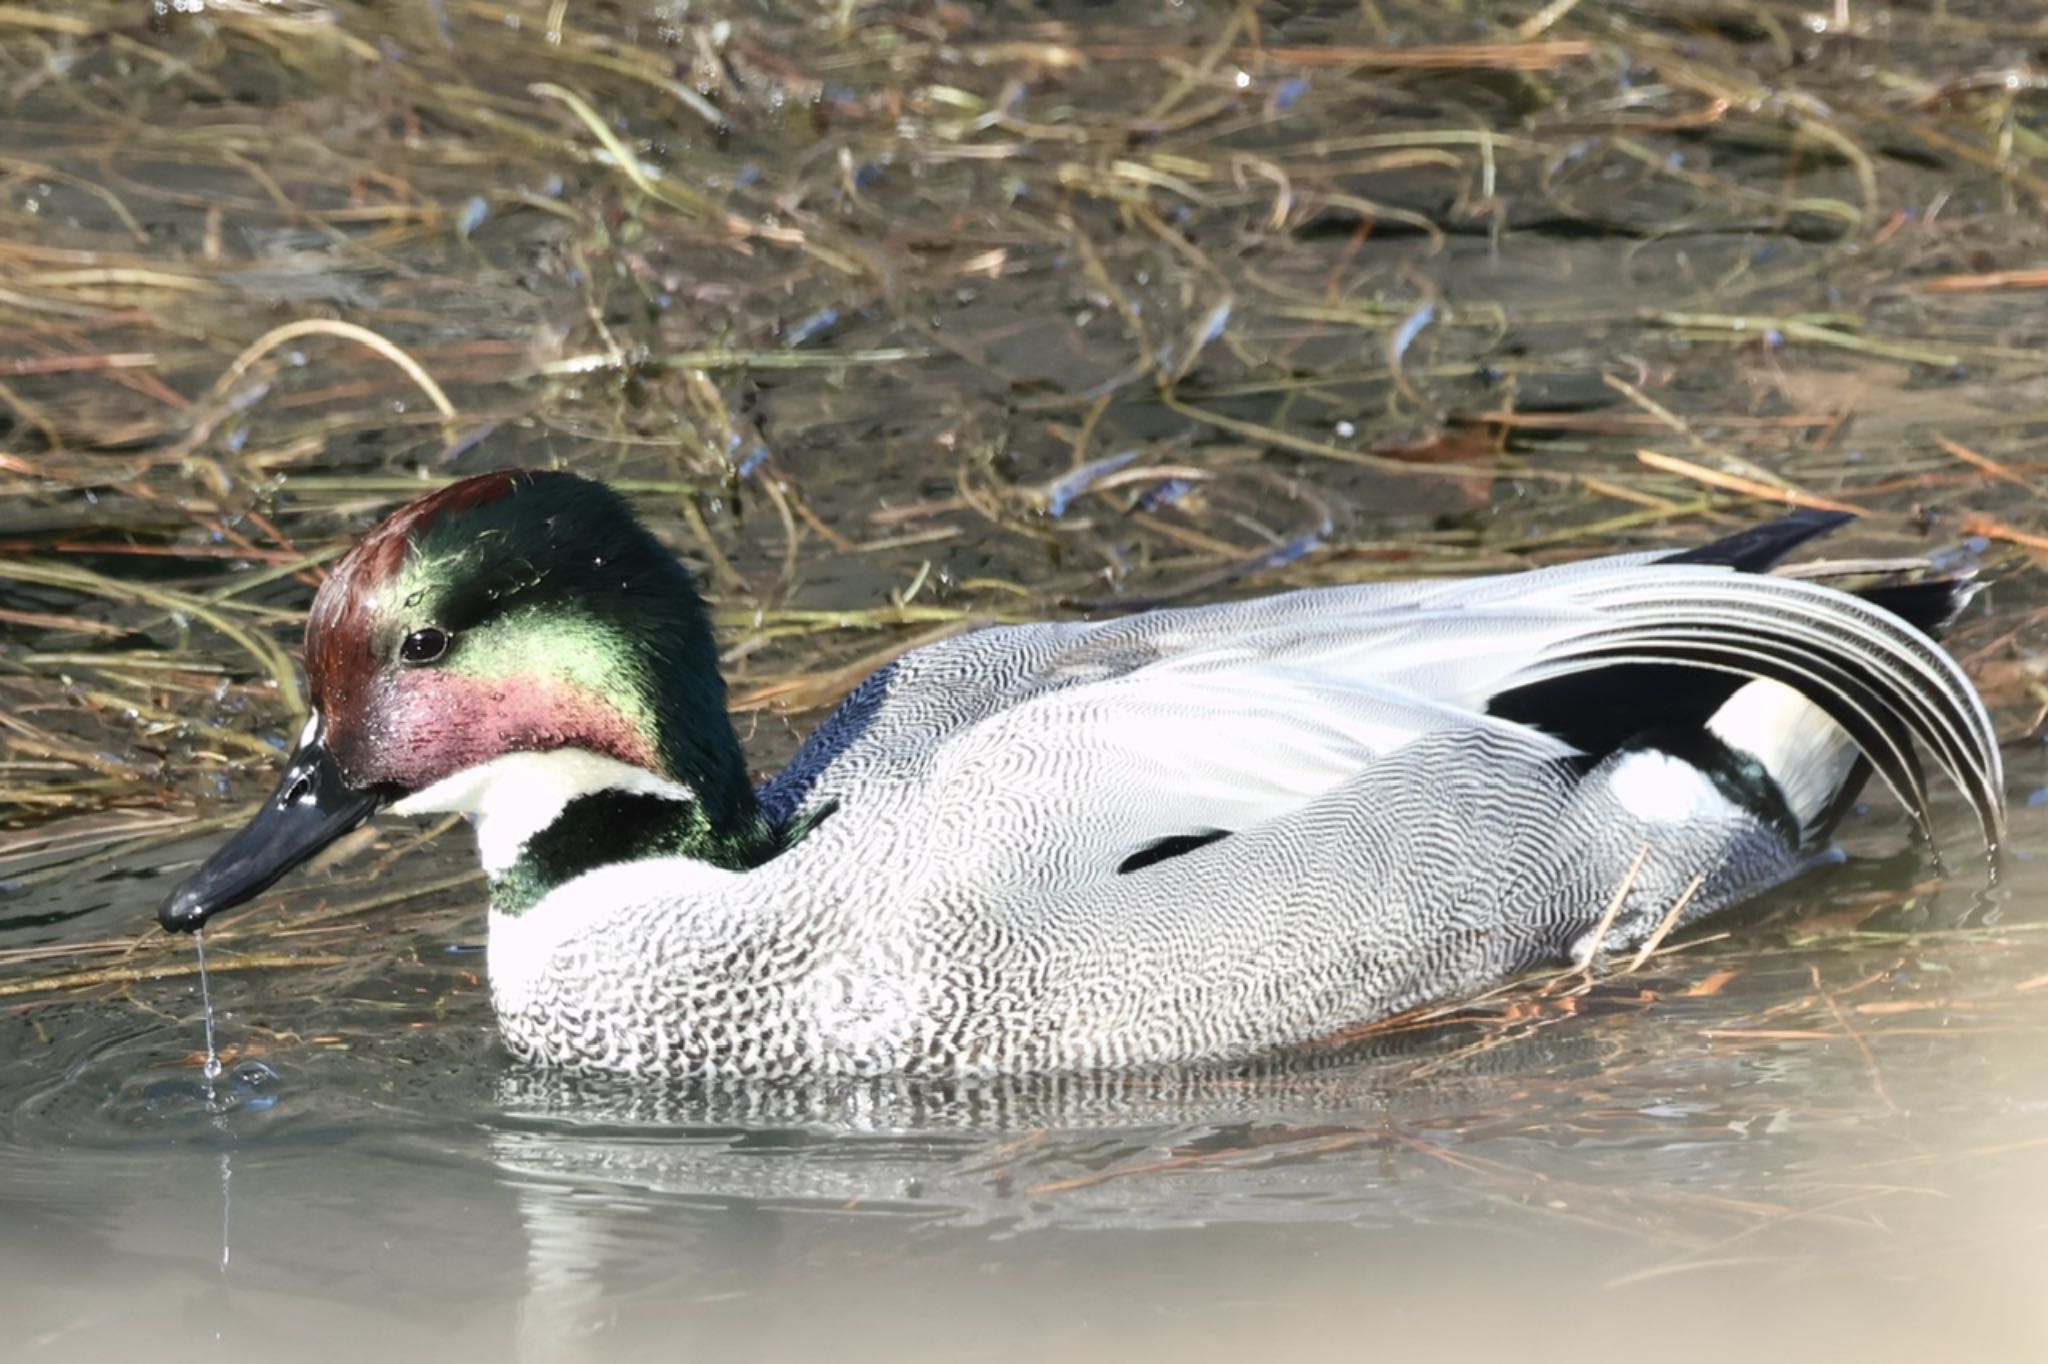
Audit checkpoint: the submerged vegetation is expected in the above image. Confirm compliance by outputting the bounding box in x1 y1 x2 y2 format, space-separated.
2 0 2047 1150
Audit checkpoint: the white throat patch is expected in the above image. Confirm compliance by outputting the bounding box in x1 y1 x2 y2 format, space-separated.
391 750 694 874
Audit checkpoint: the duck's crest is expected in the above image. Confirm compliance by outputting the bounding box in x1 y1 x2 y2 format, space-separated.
308 470 553 655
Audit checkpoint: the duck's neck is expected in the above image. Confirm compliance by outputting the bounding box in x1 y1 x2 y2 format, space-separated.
390 749 776 915
493 786 777 915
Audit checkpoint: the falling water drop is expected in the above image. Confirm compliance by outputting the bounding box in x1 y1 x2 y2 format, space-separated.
194 928 223 1084
218 1149 233 1276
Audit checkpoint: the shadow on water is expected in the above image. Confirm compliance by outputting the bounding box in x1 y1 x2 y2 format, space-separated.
5 0 2048 1359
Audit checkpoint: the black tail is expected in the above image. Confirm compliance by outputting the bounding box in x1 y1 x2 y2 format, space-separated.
1665 511 1977 639
1663 509 1857 571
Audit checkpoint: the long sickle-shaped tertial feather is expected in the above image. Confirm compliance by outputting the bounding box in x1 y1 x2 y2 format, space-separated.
1510 568 2004 862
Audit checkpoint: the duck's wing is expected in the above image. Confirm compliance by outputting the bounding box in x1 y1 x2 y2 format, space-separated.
768 540 2002 891
760 579 1585 825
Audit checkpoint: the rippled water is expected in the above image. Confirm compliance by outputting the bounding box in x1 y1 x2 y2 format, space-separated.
6 807 2048 1361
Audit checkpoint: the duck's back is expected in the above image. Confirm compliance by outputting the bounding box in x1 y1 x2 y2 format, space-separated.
502 517 2003 1078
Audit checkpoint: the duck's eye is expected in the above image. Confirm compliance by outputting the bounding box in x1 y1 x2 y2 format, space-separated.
399 627 451 665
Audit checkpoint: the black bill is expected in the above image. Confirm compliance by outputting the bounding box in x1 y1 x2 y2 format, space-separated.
160 731 386 933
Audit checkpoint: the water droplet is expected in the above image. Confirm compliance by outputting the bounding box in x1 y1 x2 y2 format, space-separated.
195 929 223 1085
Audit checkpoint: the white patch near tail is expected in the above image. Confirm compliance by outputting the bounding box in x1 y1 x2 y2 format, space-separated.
1706 677 1857 832
1607 750 1734 824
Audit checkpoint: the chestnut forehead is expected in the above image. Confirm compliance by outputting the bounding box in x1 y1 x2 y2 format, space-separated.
306 472 544 638
304 474 533 688
307 525 403 663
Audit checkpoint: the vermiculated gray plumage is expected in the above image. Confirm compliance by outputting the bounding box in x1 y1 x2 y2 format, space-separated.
487 532 2004 1080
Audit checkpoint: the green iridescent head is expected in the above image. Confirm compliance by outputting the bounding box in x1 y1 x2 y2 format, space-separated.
161 468 769 933
304 469 754 824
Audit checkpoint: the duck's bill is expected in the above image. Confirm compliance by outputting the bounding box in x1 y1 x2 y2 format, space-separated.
159 735 387 933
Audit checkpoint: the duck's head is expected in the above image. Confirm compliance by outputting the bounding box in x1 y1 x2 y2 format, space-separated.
161 469 761 932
